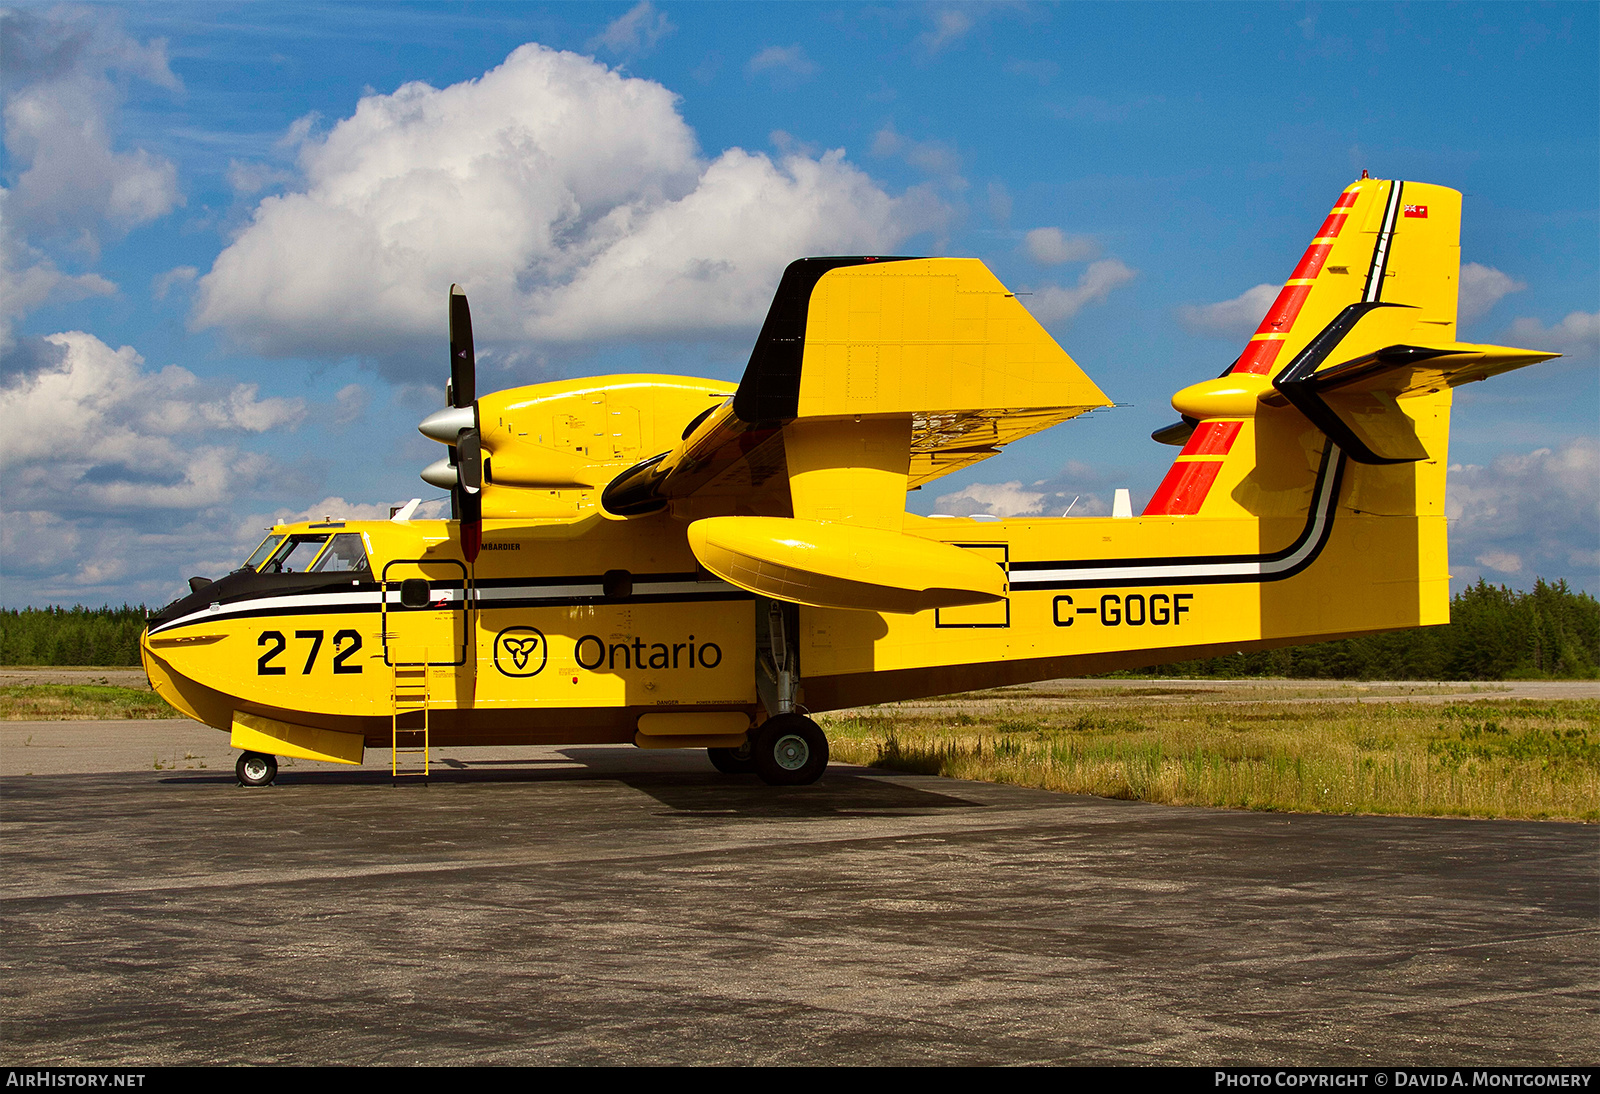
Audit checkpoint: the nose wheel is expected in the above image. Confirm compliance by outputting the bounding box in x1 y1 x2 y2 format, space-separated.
751 713 828 786
236 751 278 787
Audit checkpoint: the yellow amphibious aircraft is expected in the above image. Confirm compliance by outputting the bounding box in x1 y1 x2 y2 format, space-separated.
143 177 1557 786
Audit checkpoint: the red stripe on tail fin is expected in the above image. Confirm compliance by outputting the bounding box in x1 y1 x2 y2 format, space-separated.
1233 339 1285 375
1143 460 1224 516
1180 420 1242 457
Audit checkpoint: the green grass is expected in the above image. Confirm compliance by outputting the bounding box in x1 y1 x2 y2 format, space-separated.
0 685 177 720
822 697 1600 821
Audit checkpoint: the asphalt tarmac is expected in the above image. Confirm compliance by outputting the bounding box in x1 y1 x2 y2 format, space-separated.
2 732 1596 1065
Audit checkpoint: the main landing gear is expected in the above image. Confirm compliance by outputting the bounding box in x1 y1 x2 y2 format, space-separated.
706 599 830 786
236 751 277 787
750 712 829 786
707 713 832 785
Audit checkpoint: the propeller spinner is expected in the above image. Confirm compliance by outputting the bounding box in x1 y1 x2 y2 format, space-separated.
418 284 483 562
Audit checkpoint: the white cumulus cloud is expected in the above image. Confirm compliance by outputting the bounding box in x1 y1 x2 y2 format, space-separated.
151 265 198 301
1457 262 1525 323
0 331 304 512
746 45 818 82
1177 283 1278 339
1023 227 1098 266
932 460 1121 519
933 481 1046 518
0 192 116 350
0 8 182 246
1505 311 1600 358
588 1 674 57
1474 550 1523 575
0 10 181 351
194 44 935 375
1447 437 1600 589
872 125 962 180
255 495 447 527
1024 259 1136 326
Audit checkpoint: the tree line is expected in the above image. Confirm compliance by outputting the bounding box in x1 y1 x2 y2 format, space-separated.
1139 579 1599 680
1 579 1596 677
0 605 150 668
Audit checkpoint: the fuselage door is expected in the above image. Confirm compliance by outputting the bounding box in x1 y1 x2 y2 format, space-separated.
381 559 470 667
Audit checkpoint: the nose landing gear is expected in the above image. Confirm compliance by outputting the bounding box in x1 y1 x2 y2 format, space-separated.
236 751 278 787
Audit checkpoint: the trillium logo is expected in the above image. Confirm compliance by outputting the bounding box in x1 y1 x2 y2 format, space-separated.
493 626 547 677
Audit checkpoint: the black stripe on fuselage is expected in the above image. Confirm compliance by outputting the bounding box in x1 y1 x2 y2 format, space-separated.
147 573 752 636
479 591 754 611
472 571 704 589
1008 444 1346 589
151 599 382 631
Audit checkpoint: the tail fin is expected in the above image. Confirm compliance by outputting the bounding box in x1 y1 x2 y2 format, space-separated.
1145 179 1558 516
1235 178 1464 380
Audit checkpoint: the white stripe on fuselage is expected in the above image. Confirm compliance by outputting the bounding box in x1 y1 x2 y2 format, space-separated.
1010 447 1341 588
148 578 743 635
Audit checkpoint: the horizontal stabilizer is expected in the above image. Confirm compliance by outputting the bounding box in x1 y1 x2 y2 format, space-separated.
688 516 1006 614
1292 340 1560 399
1271 318 1560 464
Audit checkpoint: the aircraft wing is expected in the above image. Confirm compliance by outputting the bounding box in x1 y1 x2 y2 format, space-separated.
602 256 1112 518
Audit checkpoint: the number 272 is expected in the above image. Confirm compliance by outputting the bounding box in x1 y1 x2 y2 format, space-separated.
257 629 363 675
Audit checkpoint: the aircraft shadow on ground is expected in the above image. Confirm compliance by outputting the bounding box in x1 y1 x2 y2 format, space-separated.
615 772 982 817
155 755 983 818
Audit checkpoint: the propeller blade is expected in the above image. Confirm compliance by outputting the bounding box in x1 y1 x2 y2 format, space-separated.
445 283 481 561
458 486 482 563
448 284 475 409
447 443 460 519
456 428 482 491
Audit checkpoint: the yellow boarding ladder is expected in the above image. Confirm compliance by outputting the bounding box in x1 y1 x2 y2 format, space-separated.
390 646 431 777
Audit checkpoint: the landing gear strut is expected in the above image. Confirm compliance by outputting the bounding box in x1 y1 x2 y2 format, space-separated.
236 751 277 787
748 599 829 786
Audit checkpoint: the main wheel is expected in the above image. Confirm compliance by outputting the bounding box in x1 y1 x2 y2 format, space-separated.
236 751 277 787
708 741 756 774
751 714 828 786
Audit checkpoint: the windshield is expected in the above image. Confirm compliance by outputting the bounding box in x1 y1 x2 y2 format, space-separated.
263 534 330 574
243 534 284 571
309 533 370 573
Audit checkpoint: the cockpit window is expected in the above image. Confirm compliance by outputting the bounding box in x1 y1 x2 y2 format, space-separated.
309 533 370 573
263 534 329 574
243 534 284 571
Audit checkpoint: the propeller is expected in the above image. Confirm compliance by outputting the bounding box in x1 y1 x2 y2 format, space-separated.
418 284 482 562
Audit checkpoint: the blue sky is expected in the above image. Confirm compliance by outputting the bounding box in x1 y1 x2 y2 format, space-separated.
2 1 1596 608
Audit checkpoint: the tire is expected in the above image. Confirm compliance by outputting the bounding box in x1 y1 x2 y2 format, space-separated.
707 742 756 774
236 751 277 787
751 714 829 786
